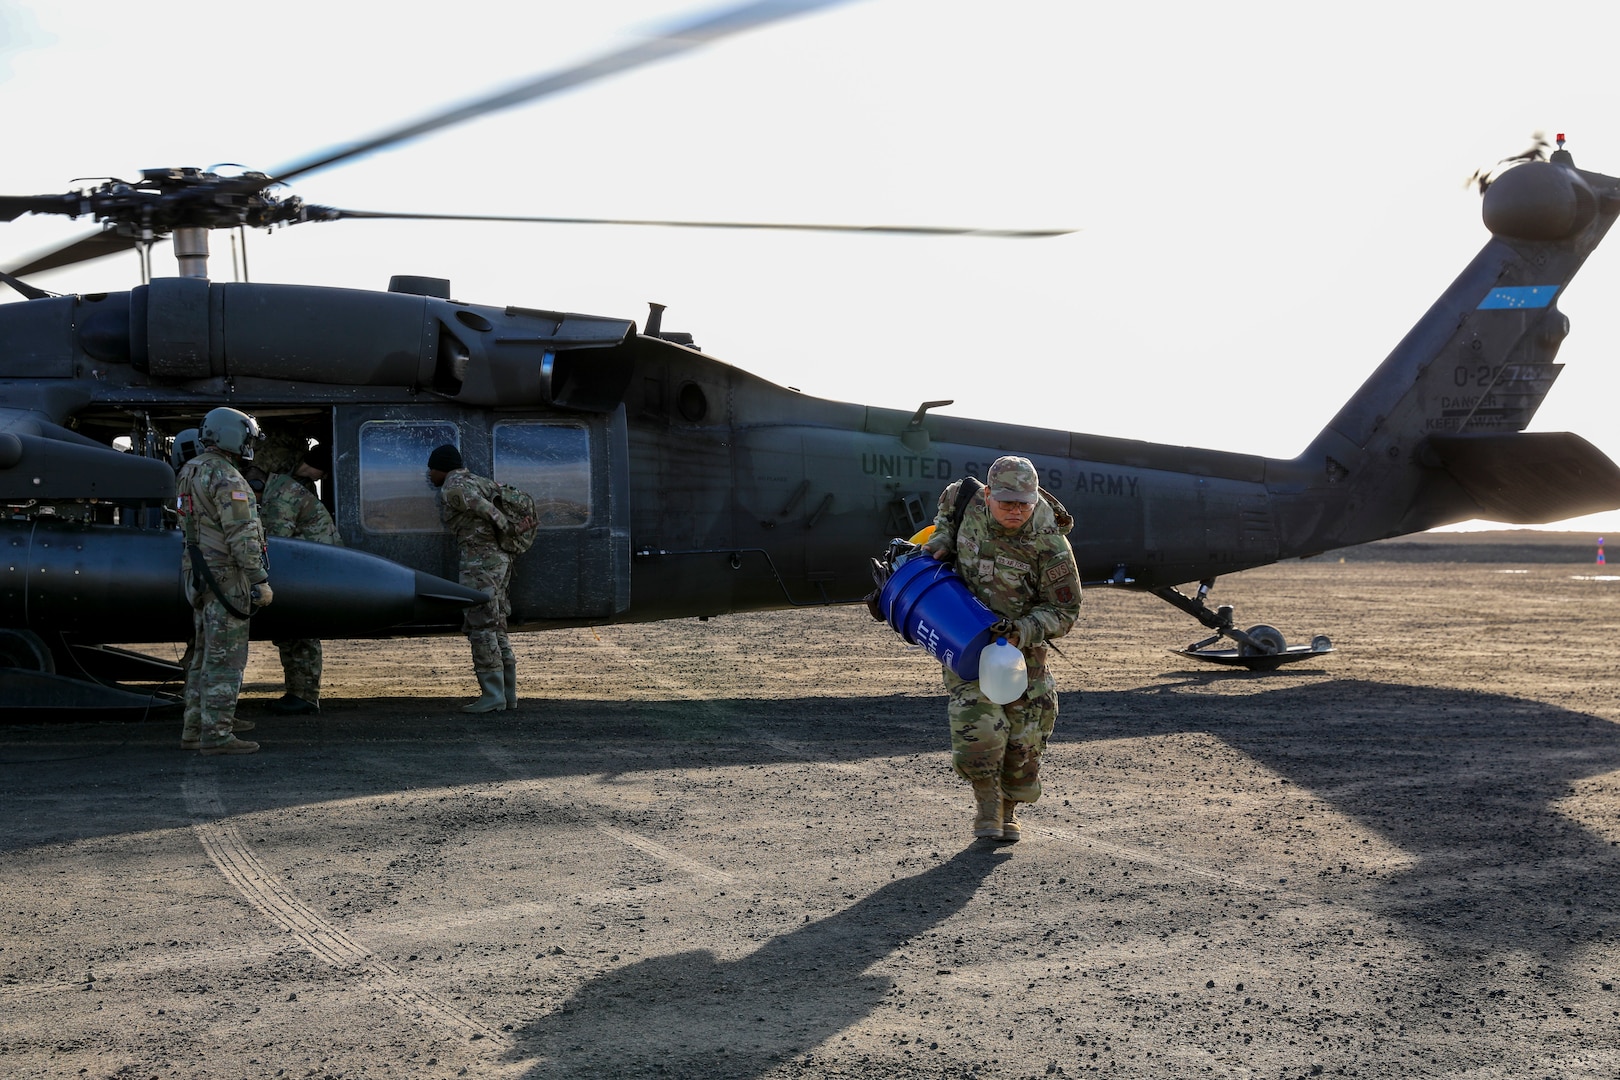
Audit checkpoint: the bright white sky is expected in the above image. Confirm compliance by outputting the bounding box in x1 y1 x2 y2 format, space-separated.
3 0 1617 535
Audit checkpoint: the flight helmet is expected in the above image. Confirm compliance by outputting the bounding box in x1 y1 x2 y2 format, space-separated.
169 428 201 470
198 407 265 461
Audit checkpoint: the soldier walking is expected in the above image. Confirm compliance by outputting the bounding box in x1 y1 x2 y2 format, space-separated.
426 444 518 713
922 456 1080 840
177 407 273 755
259 442 340 715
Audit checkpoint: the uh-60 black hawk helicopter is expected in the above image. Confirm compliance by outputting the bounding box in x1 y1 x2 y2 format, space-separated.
4 4 1620 712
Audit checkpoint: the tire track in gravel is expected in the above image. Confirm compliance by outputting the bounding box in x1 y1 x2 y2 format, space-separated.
181 770 515 1054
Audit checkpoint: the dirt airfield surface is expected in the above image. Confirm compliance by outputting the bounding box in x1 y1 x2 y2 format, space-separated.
4 533 1620 1080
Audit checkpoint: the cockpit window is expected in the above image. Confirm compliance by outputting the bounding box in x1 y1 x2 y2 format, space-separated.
359 420 458 533
493 422 590 528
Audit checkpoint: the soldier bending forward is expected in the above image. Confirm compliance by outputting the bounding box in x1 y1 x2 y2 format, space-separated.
922 455 1080 841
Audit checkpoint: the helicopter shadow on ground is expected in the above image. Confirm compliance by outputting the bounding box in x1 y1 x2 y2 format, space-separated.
479 675 1616 1077
5 676 1620 970
4 671 1619 935
0 692 954 854
503 843 1012 1080
1054 676 1620 962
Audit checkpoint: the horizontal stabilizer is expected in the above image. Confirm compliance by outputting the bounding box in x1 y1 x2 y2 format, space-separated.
1426 432 1620 523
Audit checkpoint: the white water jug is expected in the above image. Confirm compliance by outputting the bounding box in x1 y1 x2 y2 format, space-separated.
977 637 1028 705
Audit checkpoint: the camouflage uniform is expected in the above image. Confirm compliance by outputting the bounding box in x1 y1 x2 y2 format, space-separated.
922 463 1080 805
254 431 307 477
439 467 515 675
259 471 341 705
178 448 269 747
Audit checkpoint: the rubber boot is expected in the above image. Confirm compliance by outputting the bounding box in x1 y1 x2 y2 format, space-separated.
971 778 1003 839
462 670 506 714
1000 798 1022 842
503 661 517 711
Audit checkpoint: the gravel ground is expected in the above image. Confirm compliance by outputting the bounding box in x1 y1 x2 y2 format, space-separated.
3 551 1619 1079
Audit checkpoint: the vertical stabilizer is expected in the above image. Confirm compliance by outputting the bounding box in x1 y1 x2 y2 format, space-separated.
1291 152 1620 541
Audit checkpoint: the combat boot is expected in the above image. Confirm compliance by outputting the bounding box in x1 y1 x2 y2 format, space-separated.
971 778 1003 839
462 670 506 714
200 737 260 756
1000 798 1022 842
502 661 517 711
269 694 319 716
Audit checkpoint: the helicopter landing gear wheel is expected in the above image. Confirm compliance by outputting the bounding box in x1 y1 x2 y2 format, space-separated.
1238 624 1286 671
0 628 55 674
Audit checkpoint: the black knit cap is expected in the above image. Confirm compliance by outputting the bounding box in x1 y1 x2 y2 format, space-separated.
427 443 463 471
302 441 333 473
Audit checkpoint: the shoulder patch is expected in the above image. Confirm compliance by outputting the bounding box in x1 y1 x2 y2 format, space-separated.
1045 562 1074 583
231 490 251 501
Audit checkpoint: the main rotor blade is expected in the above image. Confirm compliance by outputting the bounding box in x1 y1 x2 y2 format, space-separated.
326 207 1075 239
271 0 856 186
6 230 144 277
0 194 85 224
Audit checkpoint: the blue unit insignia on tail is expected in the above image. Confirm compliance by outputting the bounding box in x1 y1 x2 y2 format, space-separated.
1477 285 1559 309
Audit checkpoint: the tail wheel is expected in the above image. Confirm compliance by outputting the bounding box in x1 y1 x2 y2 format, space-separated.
1238 624 1286 672
0 629 56 674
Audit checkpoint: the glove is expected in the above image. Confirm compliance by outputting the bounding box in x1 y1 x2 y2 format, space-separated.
991 618 1023 648
1010 617 1036 648
251 582 274 608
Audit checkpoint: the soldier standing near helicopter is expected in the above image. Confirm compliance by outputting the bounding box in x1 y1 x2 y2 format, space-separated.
258 442 340 716
426 444 518 714
922 456 1080 841
177 407 272 755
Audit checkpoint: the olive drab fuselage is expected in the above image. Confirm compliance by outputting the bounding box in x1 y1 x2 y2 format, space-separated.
3 156 1620 683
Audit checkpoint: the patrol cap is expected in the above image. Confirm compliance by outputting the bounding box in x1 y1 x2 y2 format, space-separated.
987 456 1039 503
427 443 463 471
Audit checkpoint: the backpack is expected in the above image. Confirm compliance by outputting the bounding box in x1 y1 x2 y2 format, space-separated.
493 482 539 555
945 476 984 559
861 476 984 620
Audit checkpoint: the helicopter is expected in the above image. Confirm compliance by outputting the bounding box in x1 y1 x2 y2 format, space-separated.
4 5 1620 710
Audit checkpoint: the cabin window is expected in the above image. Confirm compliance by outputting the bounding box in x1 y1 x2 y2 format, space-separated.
358 420 458 533
492 422 591 527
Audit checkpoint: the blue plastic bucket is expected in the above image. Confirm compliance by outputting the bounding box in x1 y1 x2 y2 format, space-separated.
879 556 998 680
